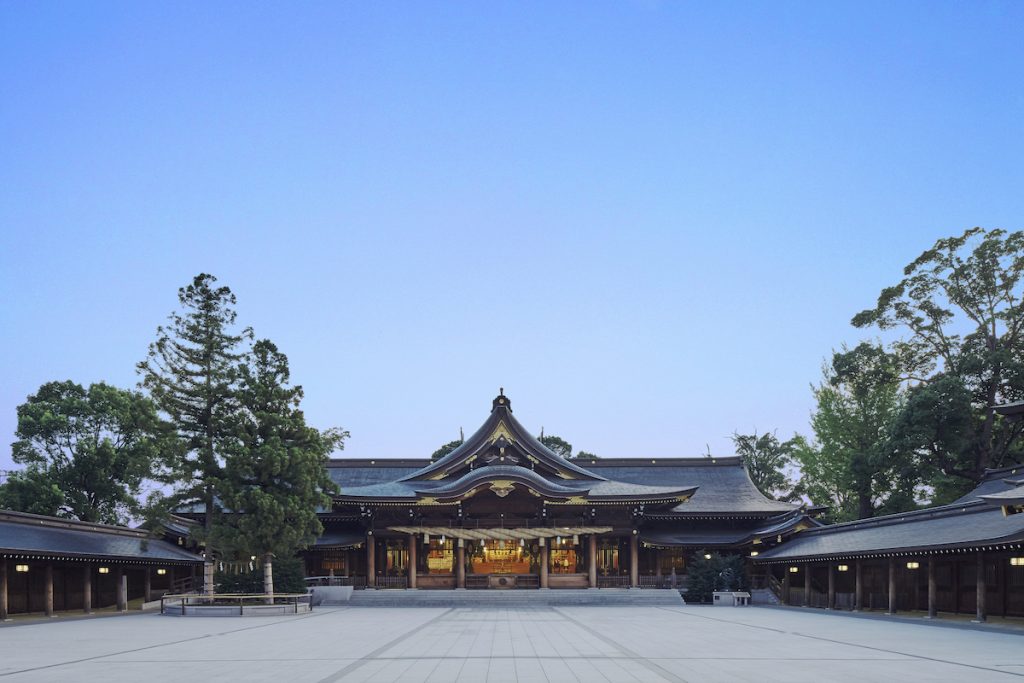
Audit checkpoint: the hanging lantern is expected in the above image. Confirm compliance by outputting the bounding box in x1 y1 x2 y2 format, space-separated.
424 533 430 545
520 538 525 547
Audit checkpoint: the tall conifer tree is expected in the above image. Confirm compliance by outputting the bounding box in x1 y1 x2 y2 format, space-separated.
216 340 343 597
138 274 252 591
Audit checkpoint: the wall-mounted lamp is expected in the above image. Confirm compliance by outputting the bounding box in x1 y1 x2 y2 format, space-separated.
789 566 799 573
98 567 110 574
14 564 28 573
837 564 849 572
749 551 759 557
906 561 920 570
1011 557 1024 566
156 568 167 576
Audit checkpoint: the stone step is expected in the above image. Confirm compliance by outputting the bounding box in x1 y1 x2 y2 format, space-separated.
329 588 685 608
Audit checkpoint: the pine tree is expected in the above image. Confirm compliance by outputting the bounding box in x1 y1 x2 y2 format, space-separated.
137 274 252 592
216 340 344 597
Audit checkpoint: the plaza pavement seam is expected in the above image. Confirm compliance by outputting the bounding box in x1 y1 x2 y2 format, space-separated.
0 608 340 678
654 606 1024 679
552 607 690 683
314 607 454 683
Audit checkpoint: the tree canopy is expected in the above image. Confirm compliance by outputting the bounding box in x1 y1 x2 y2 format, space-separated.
731 431 800 502
1 381 167 524
430 439 464 461
539 434 572 458
852 227 1024 498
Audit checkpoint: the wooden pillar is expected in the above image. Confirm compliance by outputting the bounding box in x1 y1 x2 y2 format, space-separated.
927 558 937 618
655 549 663 580
408 534 417 589
827 564 836 610
630 534 639 588
540 539 549 589
44 563 54 617
975 551 987 623
887 558 897 615
782 567 791 605
0 560 8 621
588 535 598 588
456 541 466 589
82 566 92 614
116 567 127 612
366 534 376 589
854 560 863 611
144 567 152 603
953 560 961 613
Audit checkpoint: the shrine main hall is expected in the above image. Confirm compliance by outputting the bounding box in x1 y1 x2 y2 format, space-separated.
301 391 815 590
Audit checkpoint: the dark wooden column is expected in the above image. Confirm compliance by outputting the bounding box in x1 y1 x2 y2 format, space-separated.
782 567 791 605
408 534 417 589
0 559 8 621
827 564 836 610
82 566 92 614
854 560 863 611
629 534 639 588
975 551 987 623
45 563 55 617
366 534 376 589
144 567 152 603
116 567 127 612
456 541 466 589
887 558 897 615
655 549 663 582
540 539 549 589
588 535 597 588
927 558 937 618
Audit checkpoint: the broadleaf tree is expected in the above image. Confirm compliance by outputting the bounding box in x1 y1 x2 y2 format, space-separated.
138 273 253 592
852 227 1024 498
731 430 801 502
2 380 167 524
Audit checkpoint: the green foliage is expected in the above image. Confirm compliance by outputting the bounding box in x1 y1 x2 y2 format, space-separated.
574 450 599 460
794 343 918 521
852 227 1024 492
215 556 307 594
685 552 747 603
213 340 344 568
539 434 572 458
430 439 464 461
731 431 801 502
138 273 253 545
3 380 168 524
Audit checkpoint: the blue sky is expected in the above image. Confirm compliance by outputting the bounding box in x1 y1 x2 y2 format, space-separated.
1 2 1022 470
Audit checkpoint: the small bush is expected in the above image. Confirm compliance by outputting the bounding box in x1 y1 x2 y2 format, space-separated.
685 552 748 604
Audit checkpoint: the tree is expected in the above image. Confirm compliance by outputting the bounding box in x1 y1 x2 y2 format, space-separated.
731 431 800 502
539 434 572 458
794 343 918 522
214 340 344 597
431 439 463 461
574 450 600 460
3 381 167 524
138 273 253 591
852 227 1024 496
685 552 747 603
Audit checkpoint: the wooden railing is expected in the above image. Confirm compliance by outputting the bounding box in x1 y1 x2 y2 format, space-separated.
374 576 408 589
597 575 631 588
305 576 367 589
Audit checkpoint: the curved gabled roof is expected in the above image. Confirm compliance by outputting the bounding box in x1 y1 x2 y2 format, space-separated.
400 392 605 482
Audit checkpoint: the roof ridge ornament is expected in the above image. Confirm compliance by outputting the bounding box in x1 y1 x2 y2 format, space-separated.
492 389 511 411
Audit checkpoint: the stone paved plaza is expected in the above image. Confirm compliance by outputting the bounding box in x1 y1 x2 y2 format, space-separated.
2 605 1024 682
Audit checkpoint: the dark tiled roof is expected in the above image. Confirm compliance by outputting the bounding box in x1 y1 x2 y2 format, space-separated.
951 464 1024 504
754 502 1024 562
586 459 798 515
0 510 204 564
641 511 813 547
314 531 365 548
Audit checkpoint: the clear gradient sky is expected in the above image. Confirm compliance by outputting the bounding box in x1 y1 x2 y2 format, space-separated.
1 2 1023 472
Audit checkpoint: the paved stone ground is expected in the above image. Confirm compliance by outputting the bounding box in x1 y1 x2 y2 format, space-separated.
2 605 1024 682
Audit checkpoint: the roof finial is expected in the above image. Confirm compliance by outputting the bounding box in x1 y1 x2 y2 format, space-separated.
499 387 504 396
540 426 545 439
459 426 464 441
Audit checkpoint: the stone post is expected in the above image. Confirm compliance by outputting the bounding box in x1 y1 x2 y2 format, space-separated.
116 566 127 612
540 538 549 589
366 533 376 589
203 561 215 595
456 540 466 589
588 535 597 588
630 534 639 588
888 558 897 615
408 534 417 589
927 558 937 619
975 551 987 623
45 563 54 617
0 560 8 621
82 566 92 614
854 560 863 611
